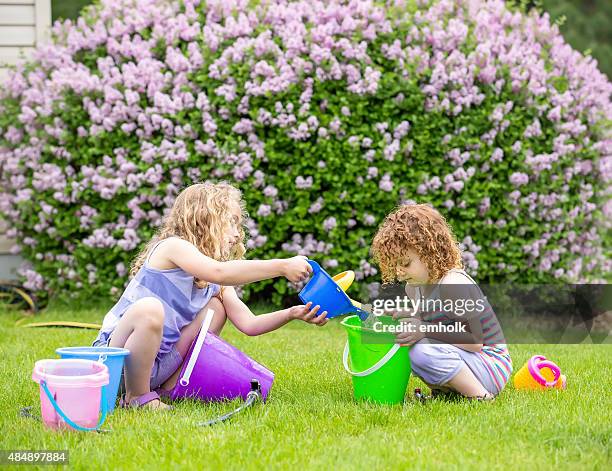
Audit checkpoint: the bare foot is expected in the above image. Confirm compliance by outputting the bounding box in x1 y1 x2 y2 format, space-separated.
142 398 172 410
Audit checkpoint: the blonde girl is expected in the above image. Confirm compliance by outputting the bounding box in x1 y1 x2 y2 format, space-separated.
93 182 326 409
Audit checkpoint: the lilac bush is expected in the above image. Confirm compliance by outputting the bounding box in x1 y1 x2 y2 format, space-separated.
0 0 610 304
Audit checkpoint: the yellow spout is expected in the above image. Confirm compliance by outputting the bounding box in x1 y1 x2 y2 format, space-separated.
332 270 362 308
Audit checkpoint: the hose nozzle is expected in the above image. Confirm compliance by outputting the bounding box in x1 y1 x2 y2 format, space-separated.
196 379 263 427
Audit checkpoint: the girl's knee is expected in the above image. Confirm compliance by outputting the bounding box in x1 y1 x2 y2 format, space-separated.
129 297 165 331
204 296 227 334
207 296 226 316
409 340 435 369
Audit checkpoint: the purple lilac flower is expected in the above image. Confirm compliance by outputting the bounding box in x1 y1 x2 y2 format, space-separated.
295 175 313 189
257 204 272 217
323 217 337 231
379 173 394 192
509 172 529 186
364 214 376 226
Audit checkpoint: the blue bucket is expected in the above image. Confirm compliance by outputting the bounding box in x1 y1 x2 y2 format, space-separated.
56 346 130 412
299 260 369 320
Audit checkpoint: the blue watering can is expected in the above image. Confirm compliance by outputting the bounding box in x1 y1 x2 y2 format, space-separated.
299 260 369 320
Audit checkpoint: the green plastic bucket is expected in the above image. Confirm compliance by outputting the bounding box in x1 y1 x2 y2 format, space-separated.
341 315 411 404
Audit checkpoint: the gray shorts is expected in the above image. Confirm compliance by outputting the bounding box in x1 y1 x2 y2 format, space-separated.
148 346 184 390
409 339 504 395
94 336 184 392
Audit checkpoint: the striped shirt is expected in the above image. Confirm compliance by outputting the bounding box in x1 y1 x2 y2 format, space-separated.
93 238 220 359
416 268 512 390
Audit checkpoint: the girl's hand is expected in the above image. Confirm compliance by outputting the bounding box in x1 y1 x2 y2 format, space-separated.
282 256 313 283
395 317 425 346
287 302 328 326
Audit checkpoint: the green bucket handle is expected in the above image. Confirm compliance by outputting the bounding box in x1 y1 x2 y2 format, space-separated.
342 341 401 377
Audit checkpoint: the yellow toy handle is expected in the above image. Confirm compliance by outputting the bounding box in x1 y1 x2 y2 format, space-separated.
332 271 355 291
332 270 363 309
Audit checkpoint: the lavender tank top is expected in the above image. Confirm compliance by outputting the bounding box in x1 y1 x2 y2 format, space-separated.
92 238 220 358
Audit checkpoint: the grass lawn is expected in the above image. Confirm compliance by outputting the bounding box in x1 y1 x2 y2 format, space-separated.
1 303 610 470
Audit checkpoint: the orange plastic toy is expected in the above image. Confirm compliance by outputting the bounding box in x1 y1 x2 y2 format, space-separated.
513 355 567 390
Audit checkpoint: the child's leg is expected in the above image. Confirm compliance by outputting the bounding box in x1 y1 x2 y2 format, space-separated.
108 297 170 409
443 365 490 397
159 296 227 391
409 340 495 398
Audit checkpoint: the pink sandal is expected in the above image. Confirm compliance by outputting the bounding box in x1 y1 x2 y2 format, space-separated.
154 387 173 400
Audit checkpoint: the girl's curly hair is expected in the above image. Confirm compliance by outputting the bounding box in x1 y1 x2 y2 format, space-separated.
371 203 463 284
130 181 247 288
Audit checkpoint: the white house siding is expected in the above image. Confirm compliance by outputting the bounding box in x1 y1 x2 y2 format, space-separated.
0 0 50 279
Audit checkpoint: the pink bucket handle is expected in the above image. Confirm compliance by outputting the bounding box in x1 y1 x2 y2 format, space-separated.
527 355 561 387
40 380 108 432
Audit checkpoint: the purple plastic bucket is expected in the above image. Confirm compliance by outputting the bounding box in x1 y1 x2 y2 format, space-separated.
168 309 274 402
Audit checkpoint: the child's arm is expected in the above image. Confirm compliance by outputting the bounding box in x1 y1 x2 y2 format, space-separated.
394 316 484 351
166 237 312 285
394 277 485 351
221 286 328 336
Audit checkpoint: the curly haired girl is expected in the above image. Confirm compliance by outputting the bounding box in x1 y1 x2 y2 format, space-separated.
93 182 327 409
371 203 511 400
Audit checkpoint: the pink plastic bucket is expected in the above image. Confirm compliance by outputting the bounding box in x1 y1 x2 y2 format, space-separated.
32 359 109 431
167 309 274 402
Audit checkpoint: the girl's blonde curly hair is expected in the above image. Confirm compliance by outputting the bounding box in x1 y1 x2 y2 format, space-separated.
371 203 463 284
130 181 247 289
